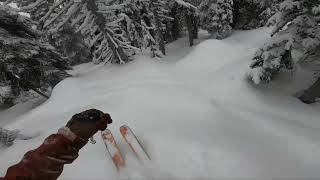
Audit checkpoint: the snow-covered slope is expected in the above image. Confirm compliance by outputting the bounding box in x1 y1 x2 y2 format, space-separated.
1 28 320 179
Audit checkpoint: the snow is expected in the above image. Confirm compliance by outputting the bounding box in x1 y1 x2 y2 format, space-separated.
1 28 320 179
0 2 30 17
175 0 196 10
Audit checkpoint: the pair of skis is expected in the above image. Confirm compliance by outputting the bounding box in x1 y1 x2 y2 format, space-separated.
101 125 150 171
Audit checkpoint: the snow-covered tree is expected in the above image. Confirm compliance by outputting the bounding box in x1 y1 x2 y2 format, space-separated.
49 26 92 66
0 6 69 105
233 0 261 30
258 0 283 27
199 0 233 39
248 0 320 84
13 0 53 23
166 1 185 42
149 0 170 55
116 1 144 49
105 0 160 58
173 0 198 46
113 0 172 57
0 128 20 146
10 0 134 64
6 0 92 66
185 0 202 7
233 0 281 30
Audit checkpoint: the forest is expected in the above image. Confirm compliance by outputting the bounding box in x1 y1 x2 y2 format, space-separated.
1 0 319 106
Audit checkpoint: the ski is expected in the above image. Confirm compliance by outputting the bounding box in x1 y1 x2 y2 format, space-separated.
120 125 151 162
101 129 125 171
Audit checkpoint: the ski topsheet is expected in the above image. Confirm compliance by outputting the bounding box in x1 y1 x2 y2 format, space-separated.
120 125 151 162
101 129 125 170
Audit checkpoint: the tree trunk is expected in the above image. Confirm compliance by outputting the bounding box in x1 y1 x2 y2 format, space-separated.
193 15 199 39
186 11 194 47
152 0 166 55
170 5 181 41
299 78 320 104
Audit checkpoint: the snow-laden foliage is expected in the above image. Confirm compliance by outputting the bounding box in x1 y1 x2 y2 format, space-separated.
199 0 233 39
149 0 172 55
166 0 197 45
19 0 134 64
115 0 169 58
7 0 92 67
5 0 199 62
115 0 196 57
0 127 19 146
175 0 196 10
167 2 185 42
12 0 52 22
0 6 69 105
233 0 281 30
248 0 320 84
49 26 91 66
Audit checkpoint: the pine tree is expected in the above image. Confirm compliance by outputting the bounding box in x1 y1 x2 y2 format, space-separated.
0 6 69 105
257 0 283 27
150 0 168 55
7 0 92 66
185 0 202 7
166 1 185 42
176 0 197 46
10 0 53 23
232 0 283 30
18 0 134 64
116 0 144 49
49 26 92 66
233 0 261 30
112 0 164 58
248 0 320 84
199 0 233 39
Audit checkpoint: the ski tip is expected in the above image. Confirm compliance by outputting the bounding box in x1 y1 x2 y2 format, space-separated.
101 129 112 135
119 125 129 135
120 125 130 129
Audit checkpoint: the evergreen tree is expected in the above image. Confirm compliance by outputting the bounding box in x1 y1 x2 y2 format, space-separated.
185 0 202 7
111 0 163 58
0 6 69 105
49 26 92 66
199 0 233 39
175 0 198 46
6 0 92 66
115 0 173 57
166 1 185 42
22 0 134 64
150 0 169 55
248 0 320 84
233 0 261 30
7 0 53 23
117 0 144 49
258 0 283 27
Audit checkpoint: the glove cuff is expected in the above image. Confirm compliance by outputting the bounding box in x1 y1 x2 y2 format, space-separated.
58 126 88 149
57 127 78 142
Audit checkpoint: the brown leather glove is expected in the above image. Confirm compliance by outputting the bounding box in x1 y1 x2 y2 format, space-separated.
66 109 112 140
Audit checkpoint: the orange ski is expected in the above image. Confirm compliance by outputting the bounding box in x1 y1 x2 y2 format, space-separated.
120 125 151 162
101 129 125 170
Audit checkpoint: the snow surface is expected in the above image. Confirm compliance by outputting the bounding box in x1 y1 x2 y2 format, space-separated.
1 28 320 179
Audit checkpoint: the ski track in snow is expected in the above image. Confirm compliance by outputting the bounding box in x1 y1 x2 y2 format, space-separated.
1 28 320 179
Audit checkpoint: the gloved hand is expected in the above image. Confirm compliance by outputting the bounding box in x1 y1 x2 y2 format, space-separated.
66 109 112 140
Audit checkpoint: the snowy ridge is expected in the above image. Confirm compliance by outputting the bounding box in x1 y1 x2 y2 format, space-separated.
1 28 320 179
